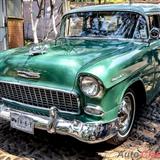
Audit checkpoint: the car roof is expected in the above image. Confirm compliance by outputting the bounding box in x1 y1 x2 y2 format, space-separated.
67 3 160 15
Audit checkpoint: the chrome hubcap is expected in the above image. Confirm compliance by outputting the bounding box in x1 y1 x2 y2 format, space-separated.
118 92 135 135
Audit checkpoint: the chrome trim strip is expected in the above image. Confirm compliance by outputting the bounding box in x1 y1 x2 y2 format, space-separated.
65 9 147 19
2 98 50 111
17 70 41 79
0 105 118 144
0 80 78 96
2 98 81 115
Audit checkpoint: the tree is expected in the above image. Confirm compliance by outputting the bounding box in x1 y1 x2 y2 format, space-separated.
50 0 58 36
128 0 132 4
30 0 58 43
30 0 45 43
98 0 101 4
63 0 70 13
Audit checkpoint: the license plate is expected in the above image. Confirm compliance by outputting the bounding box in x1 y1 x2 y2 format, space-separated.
10 112 34 134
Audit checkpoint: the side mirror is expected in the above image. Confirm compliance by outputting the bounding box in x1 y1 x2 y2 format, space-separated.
150 27 160 39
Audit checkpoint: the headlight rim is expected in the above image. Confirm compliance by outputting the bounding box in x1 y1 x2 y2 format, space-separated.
79 75 104 98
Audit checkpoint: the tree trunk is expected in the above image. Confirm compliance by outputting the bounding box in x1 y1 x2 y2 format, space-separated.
63 0 70 14
51 11 57 36
30 0 39 43
32 19 39 43
50 0 57 36
129 0 132 4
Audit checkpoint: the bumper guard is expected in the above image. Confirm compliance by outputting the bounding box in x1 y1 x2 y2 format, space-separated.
0 104 118 144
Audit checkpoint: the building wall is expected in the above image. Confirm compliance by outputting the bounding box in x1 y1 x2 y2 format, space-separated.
7 18 24 48
0 0 7 50
7 0 23 18
0 0 23 51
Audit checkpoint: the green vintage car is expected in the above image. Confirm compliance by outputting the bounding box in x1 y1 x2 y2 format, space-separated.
0 3 160 145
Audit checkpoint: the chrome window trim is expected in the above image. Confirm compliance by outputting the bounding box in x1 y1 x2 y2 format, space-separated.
146 12 160 15
146 13 160 39
60 10 150 41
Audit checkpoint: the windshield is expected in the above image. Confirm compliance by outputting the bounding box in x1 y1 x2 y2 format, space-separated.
61 11 148 39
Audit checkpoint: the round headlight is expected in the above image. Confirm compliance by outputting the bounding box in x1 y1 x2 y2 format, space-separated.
80 76 103 97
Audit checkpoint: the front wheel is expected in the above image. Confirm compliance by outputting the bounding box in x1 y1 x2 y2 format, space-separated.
108 89 136 145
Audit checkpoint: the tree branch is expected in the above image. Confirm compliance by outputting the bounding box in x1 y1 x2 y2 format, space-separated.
36 0 44 19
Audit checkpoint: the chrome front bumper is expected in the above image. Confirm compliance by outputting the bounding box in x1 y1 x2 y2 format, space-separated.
0 104 118 144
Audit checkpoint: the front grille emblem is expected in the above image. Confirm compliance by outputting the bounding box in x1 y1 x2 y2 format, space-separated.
17 70 40 79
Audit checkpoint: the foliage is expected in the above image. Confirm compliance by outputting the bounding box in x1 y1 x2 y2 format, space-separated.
107 0 128 3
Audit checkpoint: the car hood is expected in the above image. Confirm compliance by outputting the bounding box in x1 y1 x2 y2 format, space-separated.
0 39 143 91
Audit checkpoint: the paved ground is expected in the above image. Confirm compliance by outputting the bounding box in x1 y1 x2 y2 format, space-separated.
0 97 160 160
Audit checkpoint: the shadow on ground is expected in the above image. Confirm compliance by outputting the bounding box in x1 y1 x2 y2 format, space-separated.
1 96 160 160
0 120 116 160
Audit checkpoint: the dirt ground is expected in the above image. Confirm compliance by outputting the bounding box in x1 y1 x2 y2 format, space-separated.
0 97 160 160
0 123 159 160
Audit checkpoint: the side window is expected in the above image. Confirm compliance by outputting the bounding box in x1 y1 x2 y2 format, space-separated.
133 16 148 39
68 16 83 36
149 15 160 29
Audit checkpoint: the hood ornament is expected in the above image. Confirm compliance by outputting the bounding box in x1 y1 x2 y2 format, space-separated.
17 70 40 79
28 44 48 56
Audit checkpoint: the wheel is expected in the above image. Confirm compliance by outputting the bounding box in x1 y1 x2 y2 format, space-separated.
108 89 136 145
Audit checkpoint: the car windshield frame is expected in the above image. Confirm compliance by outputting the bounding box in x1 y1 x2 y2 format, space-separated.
60 11 149 41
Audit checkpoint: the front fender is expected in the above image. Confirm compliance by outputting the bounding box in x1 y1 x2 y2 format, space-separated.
79 44 148 89
85 76 145 122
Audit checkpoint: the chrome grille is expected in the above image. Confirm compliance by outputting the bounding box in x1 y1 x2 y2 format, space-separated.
0 82 80 114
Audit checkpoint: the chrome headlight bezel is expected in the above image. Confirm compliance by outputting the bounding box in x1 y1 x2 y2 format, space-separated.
79 75 104 98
